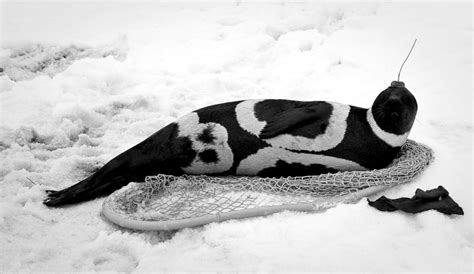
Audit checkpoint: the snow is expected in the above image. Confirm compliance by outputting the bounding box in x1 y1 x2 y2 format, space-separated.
0 1 472 272
1 38 127 81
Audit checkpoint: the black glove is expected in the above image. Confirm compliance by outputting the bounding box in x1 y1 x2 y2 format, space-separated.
368 186 463 215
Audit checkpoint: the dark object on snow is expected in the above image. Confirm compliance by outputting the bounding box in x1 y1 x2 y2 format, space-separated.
368 186 463 215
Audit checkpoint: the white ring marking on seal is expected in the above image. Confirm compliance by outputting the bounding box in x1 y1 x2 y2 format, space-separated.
236 147 366 175
177 112 234 174
235 100 349 152
235 99 266 136
366 108 409 147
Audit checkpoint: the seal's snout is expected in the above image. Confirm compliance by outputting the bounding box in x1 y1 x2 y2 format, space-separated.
384 94 404 119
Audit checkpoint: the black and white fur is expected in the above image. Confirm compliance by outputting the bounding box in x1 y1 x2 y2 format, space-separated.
44 83 417 206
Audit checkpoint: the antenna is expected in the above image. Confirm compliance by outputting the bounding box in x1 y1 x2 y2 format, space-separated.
397 39 417 82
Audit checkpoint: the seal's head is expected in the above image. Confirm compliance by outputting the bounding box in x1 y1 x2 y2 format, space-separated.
371 81 418 135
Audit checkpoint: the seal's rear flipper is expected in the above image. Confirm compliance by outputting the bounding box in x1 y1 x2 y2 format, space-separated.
43 176 129 207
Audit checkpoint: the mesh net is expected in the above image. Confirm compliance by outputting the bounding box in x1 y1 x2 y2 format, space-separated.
102 140 434 231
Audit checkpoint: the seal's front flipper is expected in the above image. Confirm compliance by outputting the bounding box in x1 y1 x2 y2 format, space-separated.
259 102 332 138
43 175 129 207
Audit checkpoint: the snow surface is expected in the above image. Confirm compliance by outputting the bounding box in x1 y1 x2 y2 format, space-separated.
1 1 472 272
1 39 128 81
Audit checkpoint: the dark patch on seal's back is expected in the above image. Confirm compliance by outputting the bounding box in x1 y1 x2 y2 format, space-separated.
254 99 333 139
257 160 337 177
197 125 216 144
198 149 219 163
319 123 328 132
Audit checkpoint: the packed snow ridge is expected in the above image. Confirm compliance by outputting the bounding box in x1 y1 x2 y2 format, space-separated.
0 37 128 81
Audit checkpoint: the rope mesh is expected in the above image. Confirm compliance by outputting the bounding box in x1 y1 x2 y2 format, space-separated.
102 140 433 230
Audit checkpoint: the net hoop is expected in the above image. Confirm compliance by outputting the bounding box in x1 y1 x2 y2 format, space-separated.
102 140 433 231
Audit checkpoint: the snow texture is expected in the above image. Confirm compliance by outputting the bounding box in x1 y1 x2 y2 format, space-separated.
0 1 472 272
0 37 128 81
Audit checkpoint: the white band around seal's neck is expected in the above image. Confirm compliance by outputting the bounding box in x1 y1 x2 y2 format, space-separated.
366 108 409 147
